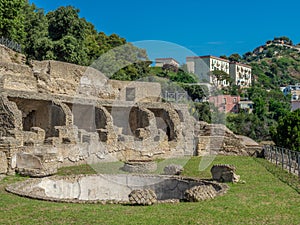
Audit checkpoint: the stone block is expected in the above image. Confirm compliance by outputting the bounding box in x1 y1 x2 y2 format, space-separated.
211 164 239 183
16 153 43 170
184 185 217 202
163 164 184 175
0 151 8 174
128 189 157 206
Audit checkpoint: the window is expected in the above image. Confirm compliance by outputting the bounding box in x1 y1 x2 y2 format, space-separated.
223 98 227 104
233 98 237 103
126 87 136 101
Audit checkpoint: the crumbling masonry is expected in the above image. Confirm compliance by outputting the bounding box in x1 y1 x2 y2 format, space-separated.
0 45 260 176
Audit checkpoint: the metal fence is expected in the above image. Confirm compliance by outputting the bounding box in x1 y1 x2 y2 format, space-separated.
164 91 187 103
0 36 22 53
263 145 300 178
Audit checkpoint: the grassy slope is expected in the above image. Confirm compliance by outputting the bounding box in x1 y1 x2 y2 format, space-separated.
0 156 299 225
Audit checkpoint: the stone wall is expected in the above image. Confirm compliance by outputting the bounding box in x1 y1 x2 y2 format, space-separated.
0 44 260 175
195 121 257 156
0 95 22 137
108 80 161 102
0 44 25 64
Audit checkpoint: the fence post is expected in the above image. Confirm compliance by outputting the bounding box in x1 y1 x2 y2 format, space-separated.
281 147 284 170
275 146 278 166
293 151 296 174
288 149 291 173
270 146 273 163
298 152 300 179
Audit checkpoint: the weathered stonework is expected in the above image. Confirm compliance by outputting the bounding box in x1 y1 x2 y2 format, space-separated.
0 44 260 175
163 164 184 175
6 174 228 204
122 160 157 173
211 164 240 183
128 189 157 205
184 185 217 202
0 151 8 174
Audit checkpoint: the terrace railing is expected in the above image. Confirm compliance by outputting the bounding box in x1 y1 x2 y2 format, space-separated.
164 91 188 103
263 145 300 179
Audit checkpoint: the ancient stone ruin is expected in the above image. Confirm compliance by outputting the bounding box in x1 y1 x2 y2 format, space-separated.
211 164 240 183
0 44 260 176
163 164 184 175
6 174 228 204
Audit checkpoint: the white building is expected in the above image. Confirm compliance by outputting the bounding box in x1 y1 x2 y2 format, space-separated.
186 55 252 88
282 84 300 100
155 58 180 68
186 55 230 87
229 62 252 87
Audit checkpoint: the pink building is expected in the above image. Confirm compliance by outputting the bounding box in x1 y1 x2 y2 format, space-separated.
209 95 240 113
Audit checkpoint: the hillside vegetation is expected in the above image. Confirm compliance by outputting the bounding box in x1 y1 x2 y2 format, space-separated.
244 36 300 87
225 37 300 144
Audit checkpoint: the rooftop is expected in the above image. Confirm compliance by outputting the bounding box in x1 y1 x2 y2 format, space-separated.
186 55 230 62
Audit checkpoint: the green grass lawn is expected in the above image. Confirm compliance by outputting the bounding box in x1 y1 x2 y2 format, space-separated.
1 156 300 225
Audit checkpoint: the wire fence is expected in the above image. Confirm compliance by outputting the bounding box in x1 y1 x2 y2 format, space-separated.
263 145 300 179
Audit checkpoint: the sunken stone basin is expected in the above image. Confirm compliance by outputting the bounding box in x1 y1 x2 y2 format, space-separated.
6 174 228 204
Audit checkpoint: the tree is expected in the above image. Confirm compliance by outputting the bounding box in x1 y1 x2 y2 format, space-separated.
219 55 228 60
93 42 149 79
210 70 232 85
271 109 300 151
47 6 87 41
192 102 211 123
23 3 52 60
228 53 242 62
180 84 206 101
0 0 26 44
111 61 152 81
53 35 89 65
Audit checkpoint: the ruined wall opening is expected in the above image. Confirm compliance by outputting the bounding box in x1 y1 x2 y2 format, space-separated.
50 104 66 136
23 110 36 131
95 108 107 130
9 98 67 138
148 108 175 141
95 107 110 142
72 104 95 132
128 107 150 136
106 106 131 136
126 87 136 101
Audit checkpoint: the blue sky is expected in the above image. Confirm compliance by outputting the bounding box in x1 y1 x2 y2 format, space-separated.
30 0 300 64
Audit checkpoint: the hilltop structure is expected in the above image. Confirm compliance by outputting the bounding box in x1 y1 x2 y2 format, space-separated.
155 58 180 68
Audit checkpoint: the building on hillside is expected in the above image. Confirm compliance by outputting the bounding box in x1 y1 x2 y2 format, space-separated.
238 98 254 113
155 58 180 68
282 84 300 100
291 100 300 111
186 55 252 88
209 95 254 114
281 84 300 111
209 95 240 113
186 55 230 88
229 62 252 87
